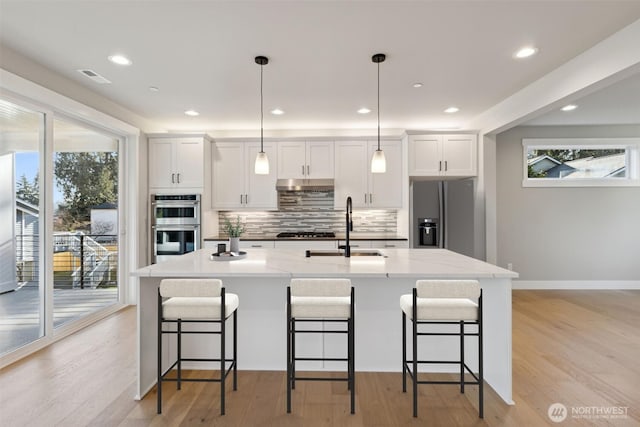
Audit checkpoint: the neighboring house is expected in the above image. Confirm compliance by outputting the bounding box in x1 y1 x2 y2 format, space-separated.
90 202 117 241
15 198 39 284
527 155 562 174
562 153 626 178
528 153 626 178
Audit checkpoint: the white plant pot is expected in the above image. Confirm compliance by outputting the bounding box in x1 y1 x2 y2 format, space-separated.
229 237 240 253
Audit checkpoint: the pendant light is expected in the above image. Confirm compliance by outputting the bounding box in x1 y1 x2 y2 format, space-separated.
371 53 386 173
254 55 269 174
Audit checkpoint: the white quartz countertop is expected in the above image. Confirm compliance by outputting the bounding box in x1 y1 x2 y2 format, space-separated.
132 248 518 279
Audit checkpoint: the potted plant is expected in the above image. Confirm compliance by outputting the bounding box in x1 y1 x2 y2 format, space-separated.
223 215 245 253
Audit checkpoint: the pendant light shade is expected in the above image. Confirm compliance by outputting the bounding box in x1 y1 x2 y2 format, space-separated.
371 148 386 173
254 55 269 175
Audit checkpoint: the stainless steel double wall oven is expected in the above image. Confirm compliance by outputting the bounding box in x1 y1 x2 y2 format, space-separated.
151 194 201 263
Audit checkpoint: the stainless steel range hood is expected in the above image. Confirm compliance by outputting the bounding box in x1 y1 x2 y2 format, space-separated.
276 178 334 191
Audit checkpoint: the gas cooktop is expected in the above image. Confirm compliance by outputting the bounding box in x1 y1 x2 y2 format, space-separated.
276 231 336 239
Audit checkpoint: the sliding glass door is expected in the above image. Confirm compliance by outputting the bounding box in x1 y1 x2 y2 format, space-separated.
52 118 120 328
0 99 45 355
0 98 122 357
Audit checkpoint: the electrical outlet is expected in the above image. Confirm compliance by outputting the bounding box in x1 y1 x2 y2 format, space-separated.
507 263 513 271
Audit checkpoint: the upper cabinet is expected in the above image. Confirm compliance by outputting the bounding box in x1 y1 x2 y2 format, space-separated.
212 142 278 209
408 134 477 177
334 140 403 209
277 141 334 179
148 136 207 190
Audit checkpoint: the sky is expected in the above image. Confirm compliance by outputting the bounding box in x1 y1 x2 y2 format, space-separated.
15 152 63 206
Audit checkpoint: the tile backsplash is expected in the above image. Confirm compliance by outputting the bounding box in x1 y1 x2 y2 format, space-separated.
219 210 397 236
218 190 397 236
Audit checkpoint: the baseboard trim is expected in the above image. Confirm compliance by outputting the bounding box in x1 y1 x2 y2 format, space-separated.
513 280 640 290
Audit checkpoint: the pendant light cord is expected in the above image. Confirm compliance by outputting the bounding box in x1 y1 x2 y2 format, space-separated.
260 63 264 153
377 60 381 151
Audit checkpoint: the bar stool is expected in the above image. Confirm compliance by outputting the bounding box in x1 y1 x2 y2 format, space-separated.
400 280 483 418
286 278 355 414
157 278 239 415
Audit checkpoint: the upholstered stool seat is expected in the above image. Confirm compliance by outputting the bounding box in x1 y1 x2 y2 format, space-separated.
287 278 355 414
163 295 240 320
157 279 238 416
401 279 483 418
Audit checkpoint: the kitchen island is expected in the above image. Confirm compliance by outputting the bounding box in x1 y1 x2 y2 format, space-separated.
132 248 517 404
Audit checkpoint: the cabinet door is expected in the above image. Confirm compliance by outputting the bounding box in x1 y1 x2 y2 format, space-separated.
307 141 334 178
442 135 477 176
274 240 337 250
334 141 368 208
408 135 443 176
212 143 245 209
246 142 278 209
368 140 402 208
175 139 204 187
148 139 175 189
277 141 306 179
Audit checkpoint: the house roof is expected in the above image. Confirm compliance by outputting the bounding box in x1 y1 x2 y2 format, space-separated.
16 198 39 217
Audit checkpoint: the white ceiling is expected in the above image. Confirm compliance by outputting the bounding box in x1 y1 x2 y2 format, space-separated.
1 1 640 133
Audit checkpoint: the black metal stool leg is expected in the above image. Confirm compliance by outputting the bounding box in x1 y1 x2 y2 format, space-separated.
412 290 418 418
157 292 162 414
479 292 484 419
221 293 226 416
177 319 182 390
233 309 238 391
460 320 465 394
402 311 407 393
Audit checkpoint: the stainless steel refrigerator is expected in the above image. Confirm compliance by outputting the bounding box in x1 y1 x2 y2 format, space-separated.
411 179 475 257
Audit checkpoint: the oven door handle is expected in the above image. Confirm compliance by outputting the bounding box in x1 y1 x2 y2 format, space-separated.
152 225 199 230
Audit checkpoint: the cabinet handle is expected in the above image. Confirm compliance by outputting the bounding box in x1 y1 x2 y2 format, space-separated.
306 165 310 175
439 161 442 171
445 161 448 171
245 194 248 204
177 173 181 183
302 165 305 175
171 173 175 183
384 244 396 248
240 194 243 204
369 193 373 204
364 193 367 203
251 245 263 248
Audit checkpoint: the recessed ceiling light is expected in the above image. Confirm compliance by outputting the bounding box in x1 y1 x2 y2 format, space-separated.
271 108 284 115
444 107 459 114
184 110 199 116
149 86 160 92
108 54 132 66
514 46 538 59
412 83 423 88
357 108 371 114
561 104 578 112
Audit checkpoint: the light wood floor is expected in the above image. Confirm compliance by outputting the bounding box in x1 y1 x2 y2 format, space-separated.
0 290 638 426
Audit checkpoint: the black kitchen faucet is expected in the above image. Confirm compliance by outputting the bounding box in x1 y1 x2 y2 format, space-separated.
345 196 353 257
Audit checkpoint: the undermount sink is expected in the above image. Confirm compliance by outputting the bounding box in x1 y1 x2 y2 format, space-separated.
305 249 385 257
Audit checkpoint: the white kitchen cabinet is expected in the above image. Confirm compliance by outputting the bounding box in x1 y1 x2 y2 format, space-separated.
277 140 334 179
149 136 206 190
408 134 477 177
274 240 337 250
212 142 278 209
334 140 402 209
337 240 409 249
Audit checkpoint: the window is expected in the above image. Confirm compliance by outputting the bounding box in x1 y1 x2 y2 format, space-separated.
522 138 640 187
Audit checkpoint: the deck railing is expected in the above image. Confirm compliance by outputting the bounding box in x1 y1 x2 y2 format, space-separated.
16 233 118 289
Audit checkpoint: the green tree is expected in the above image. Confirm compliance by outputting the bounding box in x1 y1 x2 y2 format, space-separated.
16 173 39 205
54 152 118 229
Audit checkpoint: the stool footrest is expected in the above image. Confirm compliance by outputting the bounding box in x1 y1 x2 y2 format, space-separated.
294 357 348 362
292 376 350 382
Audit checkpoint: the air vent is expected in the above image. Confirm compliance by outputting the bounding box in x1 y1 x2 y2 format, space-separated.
77 69 111 84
